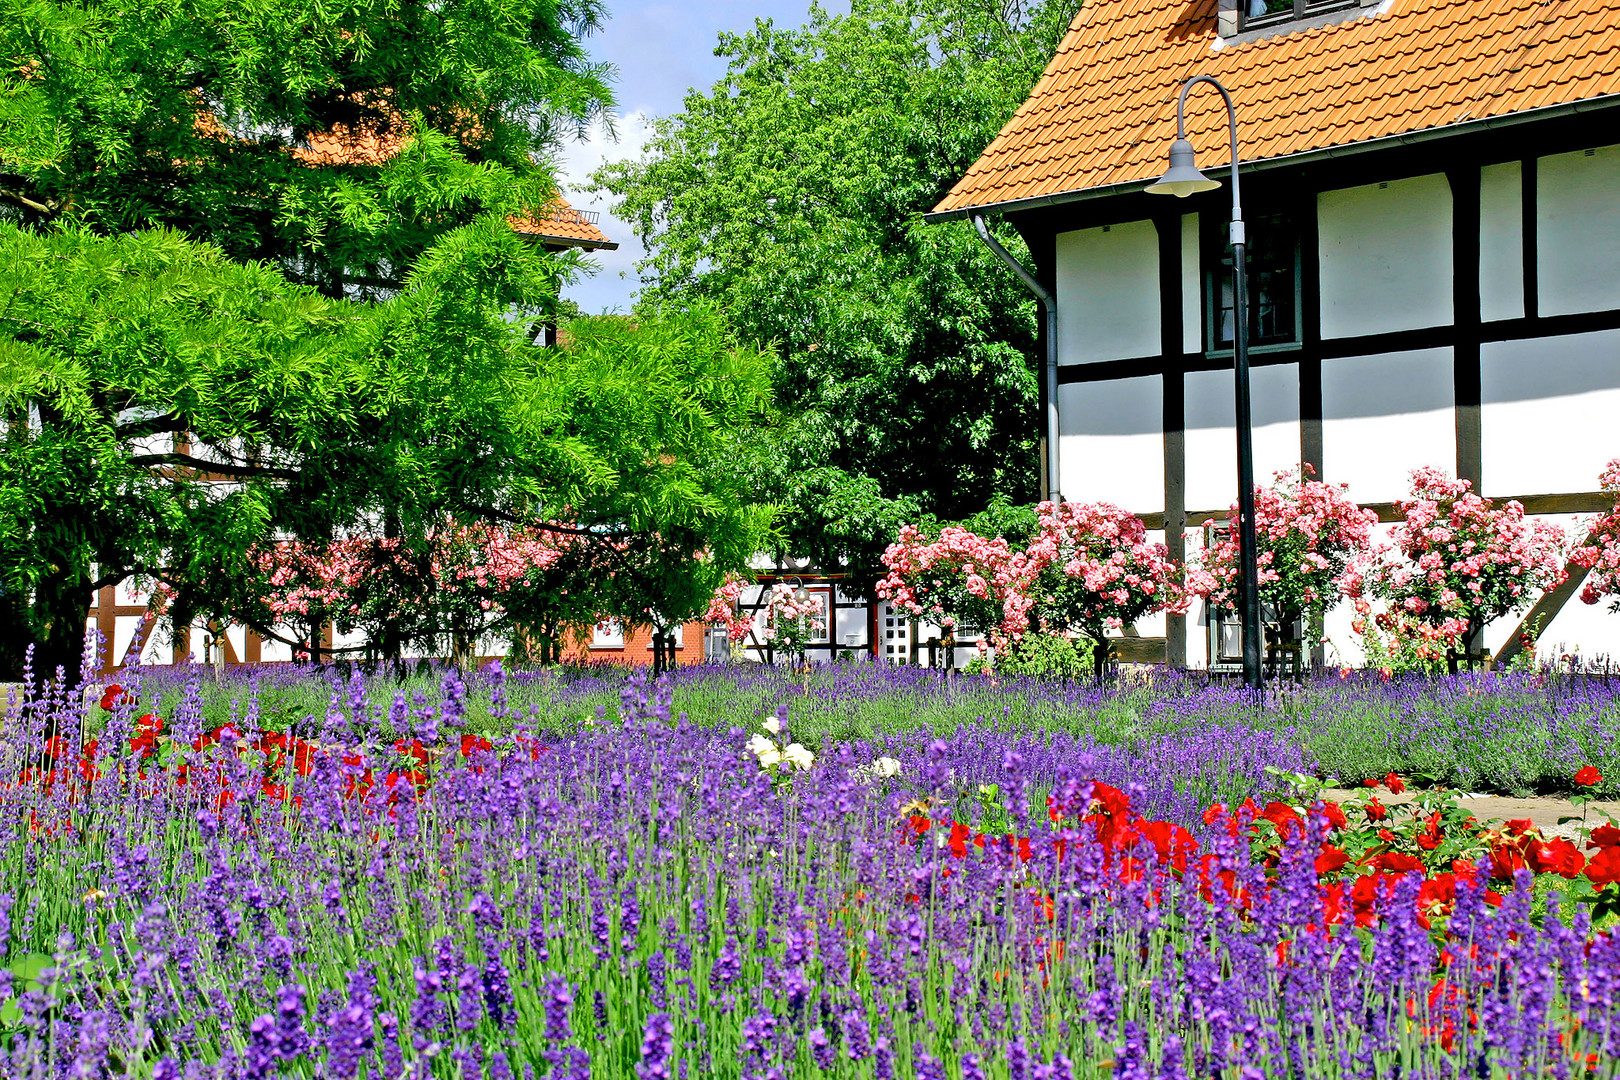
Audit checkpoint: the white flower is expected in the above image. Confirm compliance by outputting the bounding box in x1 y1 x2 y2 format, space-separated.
781 743 815 771
757 747 785 769
870 756 901 779
746 733 778 759
762 715 782 735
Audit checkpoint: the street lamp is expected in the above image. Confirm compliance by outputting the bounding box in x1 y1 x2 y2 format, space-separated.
1146 75 1263 693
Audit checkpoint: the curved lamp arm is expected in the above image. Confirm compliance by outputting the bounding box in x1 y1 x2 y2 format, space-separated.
1175 75 1244 246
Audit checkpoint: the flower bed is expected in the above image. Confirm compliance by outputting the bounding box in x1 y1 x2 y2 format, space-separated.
2 665 1619 1076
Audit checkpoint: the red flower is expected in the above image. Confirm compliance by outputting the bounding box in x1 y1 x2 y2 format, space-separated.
1320 801 1348 830
1504 818 1536 837
1314 844 1351 876
1371 851 1425 874
1587 824 1620 850
1527 837 1585 879
1365 797 1388 822
1488 841 1528 880
394 738 431 768
1415 812 1444 851
98 685 126 711
1260 801 1304 840
459 734 493 757
1203 803 1226 826
1574 766 1603 787
947 821 971 858
43 735 71 761
1586 846 1620 889
1362 778 1380 788
1383 772 1406 795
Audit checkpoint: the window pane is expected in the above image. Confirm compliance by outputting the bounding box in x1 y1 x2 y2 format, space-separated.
1212 212 1297 348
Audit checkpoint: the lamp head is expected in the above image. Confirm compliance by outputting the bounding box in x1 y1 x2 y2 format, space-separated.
1145 138 1221 198
793 585 810 604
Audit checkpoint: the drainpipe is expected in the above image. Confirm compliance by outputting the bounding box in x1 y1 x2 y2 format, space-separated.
972 214 1061 504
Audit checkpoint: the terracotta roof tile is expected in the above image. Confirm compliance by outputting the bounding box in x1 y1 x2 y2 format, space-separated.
934 0 1620 215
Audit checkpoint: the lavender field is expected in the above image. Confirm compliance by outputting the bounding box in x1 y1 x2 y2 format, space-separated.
2 661 1619 1078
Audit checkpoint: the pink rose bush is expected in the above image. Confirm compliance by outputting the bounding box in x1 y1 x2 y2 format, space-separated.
1573 458 1620 611
1194 466 1378 638
703 578 826 660
1353 468 1567 671
878 500 1188 678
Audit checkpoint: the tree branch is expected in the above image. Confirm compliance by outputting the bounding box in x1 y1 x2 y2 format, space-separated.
127 452 299 481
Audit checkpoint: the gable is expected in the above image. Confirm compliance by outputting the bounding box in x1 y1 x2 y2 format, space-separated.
931 0 1620 218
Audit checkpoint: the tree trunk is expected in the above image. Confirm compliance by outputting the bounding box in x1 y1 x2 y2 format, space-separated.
1092 635 1110 684
30 561 97 687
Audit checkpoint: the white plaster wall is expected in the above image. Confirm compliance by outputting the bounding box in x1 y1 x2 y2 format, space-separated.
1537 144 1620 318
1481 329 1620 496
1181 213 1201 354
1057 377 1162 511
1183 364 1302 513
1318 173 1453 339
1321 348 1454 504
1055 220 1161 365
1478 161 1525 323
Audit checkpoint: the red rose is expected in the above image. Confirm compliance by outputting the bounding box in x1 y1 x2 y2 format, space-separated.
1314 844 1351 876
1320 801 1348 830
1415 812 1444 851
459 733 493 757
98 685 126 711
1365 796 1388 822
1574 766 1603 787
1527 838 1585 879
1588 824 1620 850
1585 845 1620 889
1383 772 1406 795
1504 818 1535 837
1371 851 1424 874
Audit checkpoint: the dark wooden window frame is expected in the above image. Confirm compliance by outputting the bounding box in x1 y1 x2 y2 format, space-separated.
1201 206 1305 357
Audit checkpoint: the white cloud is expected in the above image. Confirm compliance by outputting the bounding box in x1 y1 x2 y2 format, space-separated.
550 111 657 315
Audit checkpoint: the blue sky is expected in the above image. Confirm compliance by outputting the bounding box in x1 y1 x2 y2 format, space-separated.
554 1 834 314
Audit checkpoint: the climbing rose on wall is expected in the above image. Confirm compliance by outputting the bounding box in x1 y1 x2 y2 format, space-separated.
874 525 1021 640
1356 468 1566 670
1573 458 1620 611
1195 465 1378 634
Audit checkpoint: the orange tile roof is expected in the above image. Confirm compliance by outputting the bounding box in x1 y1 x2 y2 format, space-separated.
508 201 618 250
288 116 615 249
932 0 1620 217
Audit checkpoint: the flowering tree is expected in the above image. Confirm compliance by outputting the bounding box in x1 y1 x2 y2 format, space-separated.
877 501 1187 680
1573 459 1620 611
1354 468 1566 672
873 525 1020 639
248 522 579 667
1195 466 1378 645
1026 501 1188 678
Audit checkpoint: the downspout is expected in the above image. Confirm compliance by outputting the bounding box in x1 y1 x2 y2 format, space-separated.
972 214 1061 503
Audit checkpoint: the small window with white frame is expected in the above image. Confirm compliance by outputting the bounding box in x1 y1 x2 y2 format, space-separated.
591 620 624 649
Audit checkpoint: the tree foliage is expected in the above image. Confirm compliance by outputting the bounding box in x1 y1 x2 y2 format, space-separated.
0 223 774 679
0 0 613 295
594 0 1078 585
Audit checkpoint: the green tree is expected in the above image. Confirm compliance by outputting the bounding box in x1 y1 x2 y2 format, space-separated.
595 0 1076 588
0 222 774 681
0 0 612 296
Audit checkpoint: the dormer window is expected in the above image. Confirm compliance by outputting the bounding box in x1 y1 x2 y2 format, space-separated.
1218 0 1379 39
1241 0 1356 31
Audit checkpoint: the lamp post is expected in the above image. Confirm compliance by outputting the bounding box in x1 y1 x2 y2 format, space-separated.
1146 75 1263 693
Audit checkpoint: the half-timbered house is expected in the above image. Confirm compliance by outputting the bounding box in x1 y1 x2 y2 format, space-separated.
929 0 1620 668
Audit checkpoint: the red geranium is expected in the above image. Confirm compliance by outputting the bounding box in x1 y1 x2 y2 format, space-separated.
99 685 127 711
1384 772 1407 795
459 734 493 757
1574 766 1603 787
